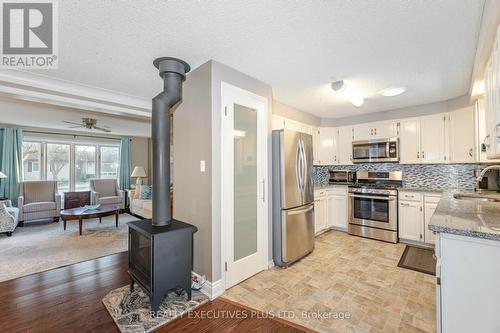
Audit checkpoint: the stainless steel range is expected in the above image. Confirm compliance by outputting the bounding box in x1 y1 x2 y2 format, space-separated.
348 171 402 243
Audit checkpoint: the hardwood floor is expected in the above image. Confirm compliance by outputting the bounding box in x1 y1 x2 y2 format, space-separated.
0 252 313 333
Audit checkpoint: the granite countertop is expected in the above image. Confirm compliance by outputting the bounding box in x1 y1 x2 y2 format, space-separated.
428 190 500 241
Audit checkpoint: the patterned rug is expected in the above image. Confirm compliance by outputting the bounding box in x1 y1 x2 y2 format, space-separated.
0 213 137 282
102 285 209 333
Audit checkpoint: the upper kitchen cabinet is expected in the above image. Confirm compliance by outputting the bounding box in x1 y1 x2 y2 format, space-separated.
317 127 337 165
449 107 476 163
484 27 500 159
420 113 448 163
337 126 353 165
399 118 421 164
352 120 398 141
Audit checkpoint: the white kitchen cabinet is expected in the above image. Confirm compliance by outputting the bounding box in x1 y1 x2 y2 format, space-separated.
337 126 353 165
317 127 337 165
437 233 500 333
272 115 285 130
314 194 328 234
398 200 423 242
420 113 448 163
312 127 320 165
399 118 421 164
483 27 500 159
399 191 441 245
449 107 476 163
352 120 397 141
475 98 500 162
424 195 440 244
326 186 348 230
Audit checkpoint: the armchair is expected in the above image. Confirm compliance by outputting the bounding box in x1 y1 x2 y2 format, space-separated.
18 181 61 224
0 200 19 236
89 179 125 209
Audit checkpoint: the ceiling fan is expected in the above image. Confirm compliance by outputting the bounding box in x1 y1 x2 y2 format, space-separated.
63 118 111 133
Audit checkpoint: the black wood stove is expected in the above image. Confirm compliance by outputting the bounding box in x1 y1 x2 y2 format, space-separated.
127 57 197 314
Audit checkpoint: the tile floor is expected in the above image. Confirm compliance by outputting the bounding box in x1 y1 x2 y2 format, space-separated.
224 231 436 333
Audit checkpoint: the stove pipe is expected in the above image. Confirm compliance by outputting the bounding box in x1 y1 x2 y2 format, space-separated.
151 57 190 226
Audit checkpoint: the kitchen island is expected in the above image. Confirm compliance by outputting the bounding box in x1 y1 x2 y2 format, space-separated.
429 190 500 333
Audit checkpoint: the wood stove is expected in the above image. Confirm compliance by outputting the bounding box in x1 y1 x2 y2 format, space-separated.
128 219 197 312
128 57 197 314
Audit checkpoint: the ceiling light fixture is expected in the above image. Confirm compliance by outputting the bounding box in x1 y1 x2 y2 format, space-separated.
331 80 364 107
380 87 406 97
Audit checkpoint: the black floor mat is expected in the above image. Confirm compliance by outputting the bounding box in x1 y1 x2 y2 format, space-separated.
397 245 436 276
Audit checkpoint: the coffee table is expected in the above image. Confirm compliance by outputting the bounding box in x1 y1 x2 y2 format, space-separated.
60 204 121 236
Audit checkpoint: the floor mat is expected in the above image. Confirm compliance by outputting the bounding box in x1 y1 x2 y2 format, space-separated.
398 245 436 276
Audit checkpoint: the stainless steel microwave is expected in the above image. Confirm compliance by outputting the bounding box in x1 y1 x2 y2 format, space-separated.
352 138 399 163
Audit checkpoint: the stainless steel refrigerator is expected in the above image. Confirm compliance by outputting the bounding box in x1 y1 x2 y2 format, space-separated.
272 129 315 267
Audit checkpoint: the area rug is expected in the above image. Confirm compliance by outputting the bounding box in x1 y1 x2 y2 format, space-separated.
397 245 436 275
0 213 137 282
102 285 209 333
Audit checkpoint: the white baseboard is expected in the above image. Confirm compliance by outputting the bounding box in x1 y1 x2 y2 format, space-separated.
200 279 223 300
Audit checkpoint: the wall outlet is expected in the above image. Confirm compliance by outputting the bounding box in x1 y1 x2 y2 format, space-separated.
200 160 205 172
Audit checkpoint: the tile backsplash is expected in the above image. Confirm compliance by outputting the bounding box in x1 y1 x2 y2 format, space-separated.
314 163 486 190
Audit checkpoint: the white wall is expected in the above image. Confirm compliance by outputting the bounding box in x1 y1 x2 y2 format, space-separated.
273 100 321 126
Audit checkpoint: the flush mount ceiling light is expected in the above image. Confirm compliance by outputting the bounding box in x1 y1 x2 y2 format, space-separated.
379 87 406 97
331 80 364 107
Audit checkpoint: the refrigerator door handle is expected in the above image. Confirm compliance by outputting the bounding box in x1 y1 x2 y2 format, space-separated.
286 204 314 215
301 139 307 192
295 142 302 195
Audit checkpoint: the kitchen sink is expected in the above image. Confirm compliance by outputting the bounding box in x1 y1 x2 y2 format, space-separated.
453 193 500 203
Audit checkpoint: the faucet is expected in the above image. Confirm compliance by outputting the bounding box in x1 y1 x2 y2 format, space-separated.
476 165 500 182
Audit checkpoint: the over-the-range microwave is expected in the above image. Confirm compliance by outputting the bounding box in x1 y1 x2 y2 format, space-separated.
352 138 399 163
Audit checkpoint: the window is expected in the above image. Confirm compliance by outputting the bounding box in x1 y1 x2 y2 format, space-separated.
22 142 42 181
100 146 120 179
75 145 96 191
21 138 121 193
46 143 71 193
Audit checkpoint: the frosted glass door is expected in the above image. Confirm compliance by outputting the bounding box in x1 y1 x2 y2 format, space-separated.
233 104 258 261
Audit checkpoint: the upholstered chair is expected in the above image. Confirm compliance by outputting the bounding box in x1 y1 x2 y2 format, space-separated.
89 179 125 209
0 200 19 236
18 181 61 225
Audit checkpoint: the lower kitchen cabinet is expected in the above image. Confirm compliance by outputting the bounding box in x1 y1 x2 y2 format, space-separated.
314 186 348 235
314 195 328 234
398 191 441 245
398 200 424 242
424 195 440 244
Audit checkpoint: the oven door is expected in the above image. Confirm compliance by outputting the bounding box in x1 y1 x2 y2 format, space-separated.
352 139 399 163
348 193 397 231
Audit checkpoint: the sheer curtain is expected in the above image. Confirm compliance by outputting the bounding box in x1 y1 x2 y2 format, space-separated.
119 137 131 190
0 128 23 205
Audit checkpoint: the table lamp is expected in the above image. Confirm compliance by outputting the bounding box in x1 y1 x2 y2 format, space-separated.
130 166 147 187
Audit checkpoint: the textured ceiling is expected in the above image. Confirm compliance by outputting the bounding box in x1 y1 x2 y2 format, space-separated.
30 0 484 118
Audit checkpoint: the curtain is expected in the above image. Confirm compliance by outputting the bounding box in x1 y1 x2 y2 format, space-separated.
119 137 131 190
0 128 23 206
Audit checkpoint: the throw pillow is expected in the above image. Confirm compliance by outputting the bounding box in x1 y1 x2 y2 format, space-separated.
139 185 153 200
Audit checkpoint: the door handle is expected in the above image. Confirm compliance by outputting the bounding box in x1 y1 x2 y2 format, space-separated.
349 194 395 201
301 140 307 191
469 148 473 157
262 179 265 202
287 205 314 215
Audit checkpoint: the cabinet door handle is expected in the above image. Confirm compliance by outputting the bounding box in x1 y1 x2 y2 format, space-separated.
422 151 425 159
400 202 410 206
370 129 373 135
469 148 473 157
417 151 420 159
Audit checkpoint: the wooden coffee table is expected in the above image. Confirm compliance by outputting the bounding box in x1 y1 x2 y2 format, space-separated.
60 204 121 236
